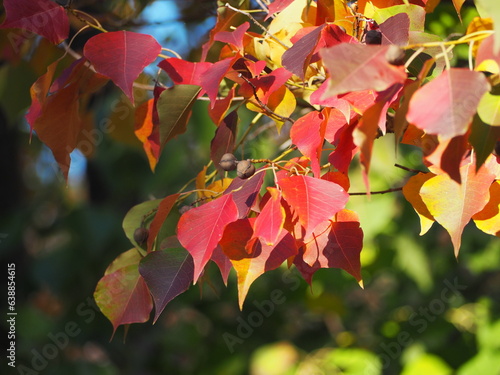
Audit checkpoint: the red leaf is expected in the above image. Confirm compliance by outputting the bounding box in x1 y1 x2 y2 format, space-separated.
328 122 358 174
200 56 238 108
290 110 328 177
211 246 233 286
146 194 181 252
252 187 286 246
213 22 250 51
94 249 153 336
210 111 238 172
238 68 293 104
0 0 69 44
294 210 363 284
279 175 349 236
220 219 297 308
424 135 469 184
84 31 161 104
321 44 407 97
177 194 239 282
406 69 490 139
139 245 194 323
158 58 212 95
223 172 265 218
208 86 236 125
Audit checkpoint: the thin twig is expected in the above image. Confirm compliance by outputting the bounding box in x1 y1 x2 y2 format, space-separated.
239 74 295 124
394 163 425 174
349 187 403 196
225 3 291 49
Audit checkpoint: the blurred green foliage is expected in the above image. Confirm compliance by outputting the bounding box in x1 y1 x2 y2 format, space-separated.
1 1 499 375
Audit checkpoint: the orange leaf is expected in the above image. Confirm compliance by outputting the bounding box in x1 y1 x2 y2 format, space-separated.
473 181 500 237
402 172 436 235
420 158 498 256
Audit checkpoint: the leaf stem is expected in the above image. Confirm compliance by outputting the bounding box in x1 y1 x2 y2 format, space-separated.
224 3 291 49
349 187 403 196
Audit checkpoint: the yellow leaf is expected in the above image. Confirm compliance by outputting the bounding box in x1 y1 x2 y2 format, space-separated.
402 172 436 235
473 180 500 237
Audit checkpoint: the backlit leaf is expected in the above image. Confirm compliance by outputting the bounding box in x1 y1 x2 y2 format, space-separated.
158 58 212 94
253 187 286 246
0 0 69 44
146 194 181 252
321 44 407 97
406 69 490 139
403 172 436 235
177 194 239 282
84 31 161 104
223 172 265 218
290 110 328 177
94 249 153 336
473 181 500 237
279 175 349 236
420 158 498 256
211 111 238 171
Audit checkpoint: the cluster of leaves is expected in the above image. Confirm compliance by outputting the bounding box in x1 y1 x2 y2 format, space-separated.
2 0 500 334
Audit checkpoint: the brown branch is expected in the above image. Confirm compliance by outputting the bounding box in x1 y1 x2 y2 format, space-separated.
394 163 425 174
349 187 403 196
238 74 295 124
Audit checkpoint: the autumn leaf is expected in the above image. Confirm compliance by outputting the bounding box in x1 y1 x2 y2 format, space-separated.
139 244 194 323
156 84 201 149
321 44 407 97
473 181 500 237
220 219 297 309
0 0 69 44
211 246 233 286
402 172 436 235
420 158 498 256
290 110 328 177
252 187 286 246
213 22 250 51
294 210 363 284
94 249 153 336
177 194 239 282
406 69 490 139
211 111 238 171
146 194 181 252
223 172 265 218
84 31 162 104
158 58 212 94
279 175 349 237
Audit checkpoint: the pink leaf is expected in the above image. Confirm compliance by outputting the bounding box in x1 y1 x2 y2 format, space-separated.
252 187 286 246
0 0 69 44
177 194 239 283
320 44 407 97
266 0 295 20
407 68 490 139
84 31 162 104
214 22 250 51
379 13 410 46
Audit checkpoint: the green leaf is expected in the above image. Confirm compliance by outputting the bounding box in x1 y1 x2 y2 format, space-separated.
156 84 201 149
469 114 500 170
122 199 162 252
477 90 500 126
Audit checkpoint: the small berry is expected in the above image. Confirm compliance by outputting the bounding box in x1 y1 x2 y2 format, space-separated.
133 227 149 245
385 45 406 66
364 29 382 45
219 153 238 171
236 160 255 179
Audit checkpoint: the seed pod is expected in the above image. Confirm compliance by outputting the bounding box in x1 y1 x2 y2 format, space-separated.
219 153 238 171
364 29 382 45
133 227 149 245
236 159 255 179
385 45 406 66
